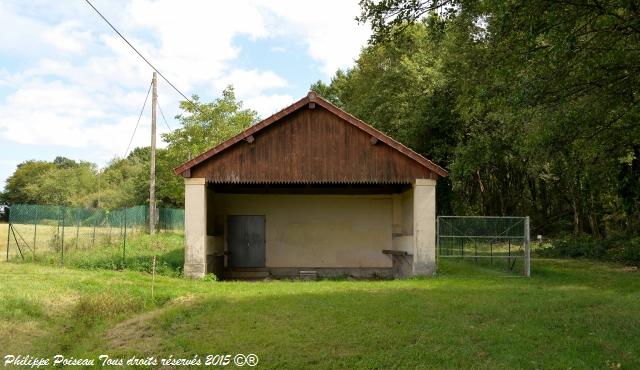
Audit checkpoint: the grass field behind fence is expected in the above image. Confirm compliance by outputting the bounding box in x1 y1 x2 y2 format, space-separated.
4 204 185 278
438 240 527 275
437 216 529 276
0 258 638 369
5 224 185 277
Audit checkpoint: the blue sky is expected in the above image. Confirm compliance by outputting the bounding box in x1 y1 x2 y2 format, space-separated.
0 0 370 190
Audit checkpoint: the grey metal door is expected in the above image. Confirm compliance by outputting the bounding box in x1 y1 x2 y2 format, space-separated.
228 215 266 268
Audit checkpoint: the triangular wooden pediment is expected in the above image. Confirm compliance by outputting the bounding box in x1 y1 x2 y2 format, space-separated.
174 92 447 184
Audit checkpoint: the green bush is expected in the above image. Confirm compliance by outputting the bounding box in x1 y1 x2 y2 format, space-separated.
203 273 219 282
606 236 640 265
540 233 640 266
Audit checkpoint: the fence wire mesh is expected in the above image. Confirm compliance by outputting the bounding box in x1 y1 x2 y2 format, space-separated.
5 204 184 268
437 216 531 276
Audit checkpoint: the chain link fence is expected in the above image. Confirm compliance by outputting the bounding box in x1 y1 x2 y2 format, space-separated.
4 204 184 269
437 216 531 277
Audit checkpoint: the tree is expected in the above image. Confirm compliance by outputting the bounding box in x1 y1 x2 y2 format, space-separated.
156 86 259 207
163 86 258 165
4 158 98 207
312 19 462 213
355 0 640 235
4 161 56 205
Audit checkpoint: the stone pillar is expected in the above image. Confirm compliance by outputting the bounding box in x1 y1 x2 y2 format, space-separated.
184 178 207 278
413 179 437 276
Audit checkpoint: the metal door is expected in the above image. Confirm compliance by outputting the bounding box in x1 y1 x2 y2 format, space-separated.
227 215 266 268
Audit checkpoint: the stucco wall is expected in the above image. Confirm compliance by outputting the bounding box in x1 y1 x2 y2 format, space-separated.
211 194 393 268
184 178 207 278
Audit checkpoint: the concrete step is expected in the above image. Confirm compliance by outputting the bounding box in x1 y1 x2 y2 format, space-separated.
223 269 270 280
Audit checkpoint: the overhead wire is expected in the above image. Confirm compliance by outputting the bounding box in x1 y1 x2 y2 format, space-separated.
124 80 152 158
156 99 173 132
83 0 200 112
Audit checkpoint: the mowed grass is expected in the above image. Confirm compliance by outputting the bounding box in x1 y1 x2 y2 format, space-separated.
0 258 638 369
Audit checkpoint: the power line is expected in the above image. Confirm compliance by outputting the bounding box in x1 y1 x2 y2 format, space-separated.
156 99 172 131
83 0 199 111
124 80 152 158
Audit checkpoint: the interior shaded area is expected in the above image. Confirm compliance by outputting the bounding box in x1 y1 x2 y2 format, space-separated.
201 180 425 280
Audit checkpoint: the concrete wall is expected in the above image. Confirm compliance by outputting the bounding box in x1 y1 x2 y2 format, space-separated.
212 194 393 268
413 179 437 275
184 178 207 278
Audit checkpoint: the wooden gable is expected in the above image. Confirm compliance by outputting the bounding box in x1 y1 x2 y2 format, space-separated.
175 92 447 184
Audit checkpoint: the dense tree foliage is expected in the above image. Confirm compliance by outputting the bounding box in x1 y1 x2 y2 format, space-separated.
315 0 640 237
1 86 257 210
162 87 258 165
4 158 96 206
311 18 461 213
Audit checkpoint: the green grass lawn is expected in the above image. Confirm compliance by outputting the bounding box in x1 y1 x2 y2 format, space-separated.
0 258 638 369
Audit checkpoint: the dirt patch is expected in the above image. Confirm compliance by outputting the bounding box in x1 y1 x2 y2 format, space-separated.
105 308 165 353
618 266 638 272
105 294 199 353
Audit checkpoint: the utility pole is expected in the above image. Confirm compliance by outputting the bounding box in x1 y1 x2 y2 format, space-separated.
149 72 157 234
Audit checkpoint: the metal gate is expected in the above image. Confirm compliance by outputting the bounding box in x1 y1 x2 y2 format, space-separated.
437 216 531 277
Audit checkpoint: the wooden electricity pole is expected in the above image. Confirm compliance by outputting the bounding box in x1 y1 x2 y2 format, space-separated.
149 72 157 234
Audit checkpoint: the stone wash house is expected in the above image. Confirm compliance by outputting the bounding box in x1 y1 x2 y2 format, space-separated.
174 92 447 279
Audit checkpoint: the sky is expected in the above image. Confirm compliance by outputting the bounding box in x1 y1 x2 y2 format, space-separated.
0 0 371 190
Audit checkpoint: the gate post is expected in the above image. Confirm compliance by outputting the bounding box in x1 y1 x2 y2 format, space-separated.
6 223 10 261
524 216 531 277
436 216 440 267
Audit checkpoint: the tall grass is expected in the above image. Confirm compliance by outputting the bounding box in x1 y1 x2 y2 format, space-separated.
13 232 185 277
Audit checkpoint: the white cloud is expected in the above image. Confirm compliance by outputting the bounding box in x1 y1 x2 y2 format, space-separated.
0 0 370 166
245 94 296 118
256 0 370 75
0 79 172 156
127 0 270 90
214 69 288 97
43 20 93 53
212 69 290 116
0 81 106 147
0 3 50 56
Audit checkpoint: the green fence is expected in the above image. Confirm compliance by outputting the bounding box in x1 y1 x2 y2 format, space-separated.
5 204 184 267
